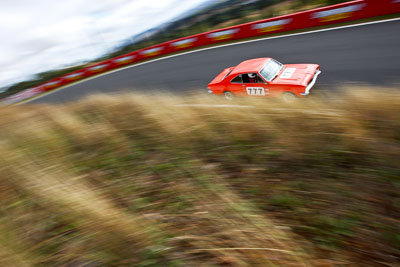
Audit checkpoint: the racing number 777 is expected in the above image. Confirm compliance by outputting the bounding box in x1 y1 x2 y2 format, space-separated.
246 87 266 96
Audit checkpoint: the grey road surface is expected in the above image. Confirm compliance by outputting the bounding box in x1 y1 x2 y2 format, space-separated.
32 19 400 103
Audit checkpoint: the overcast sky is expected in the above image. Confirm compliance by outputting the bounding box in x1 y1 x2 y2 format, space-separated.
0 0 211 89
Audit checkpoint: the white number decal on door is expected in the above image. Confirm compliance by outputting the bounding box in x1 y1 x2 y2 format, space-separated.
246 87 267 96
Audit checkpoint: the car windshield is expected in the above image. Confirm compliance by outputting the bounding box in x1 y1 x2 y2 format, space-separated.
259 59 283 81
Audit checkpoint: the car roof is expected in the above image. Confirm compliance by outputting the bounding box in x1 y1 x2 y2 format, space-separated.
230 58 271 76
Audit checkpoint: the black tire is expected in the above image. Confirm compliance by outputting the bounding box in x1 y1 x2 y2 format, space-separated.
223 91 235 101
281 92 297 103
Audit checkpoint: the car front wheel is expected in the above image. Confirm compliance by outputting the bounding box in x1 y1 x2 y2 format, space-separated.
281 92 297 103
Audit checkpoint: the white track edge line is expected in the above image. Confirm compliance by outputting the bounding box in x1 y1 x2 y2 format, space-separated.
22 17 400 104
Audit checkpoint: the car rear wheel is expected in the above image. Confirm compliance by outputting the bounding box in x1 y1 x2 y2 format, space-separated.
223 91 234 101
281 92 297 103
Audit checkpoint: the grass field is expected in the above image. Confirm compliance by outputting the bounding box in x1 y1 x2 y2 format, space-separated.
0 88 399 266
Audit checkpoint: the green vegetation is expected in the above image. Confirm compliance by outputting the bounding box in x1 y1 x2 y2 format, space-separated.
1 87 399 266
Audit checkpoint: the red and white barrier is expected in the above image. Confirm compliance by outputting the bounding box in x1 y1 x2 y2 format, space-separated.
1 86 45 105
3 0 399 104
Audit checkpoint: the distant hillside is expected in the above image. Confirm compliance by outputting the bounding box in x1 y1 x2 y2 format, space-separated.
108 0 347 58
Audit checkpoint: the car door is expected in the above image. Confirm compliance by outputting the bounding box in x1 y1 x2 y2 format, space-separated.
226 74 247 96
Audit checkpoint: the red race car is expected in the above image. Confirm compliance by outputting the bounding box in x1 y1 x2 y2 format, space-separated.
208 58 321 102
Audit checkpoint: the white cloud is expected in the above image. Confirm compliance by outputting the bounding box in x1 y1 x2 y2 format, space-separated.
0 0 209 88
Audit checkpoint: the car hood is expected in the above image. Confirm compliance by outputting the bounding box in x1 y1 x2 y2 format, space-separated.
269 64 319 86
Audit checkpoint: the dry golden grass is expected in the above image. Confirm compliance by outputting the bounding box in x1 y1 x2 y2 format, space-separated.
0 87 399 266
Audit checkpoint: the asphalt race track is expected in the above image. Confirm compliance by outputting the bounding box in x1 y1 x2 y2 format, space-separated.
32 19 400 104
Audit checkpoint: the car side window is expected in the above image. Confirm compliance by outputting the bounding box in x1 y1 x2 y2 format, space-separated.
242 74 250 83
243 73 264 83
231 75 242 83
255 74 265 83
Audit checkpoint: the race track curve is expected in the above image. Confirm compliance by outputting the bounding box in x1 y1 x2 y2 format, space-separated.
31 19 400 104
